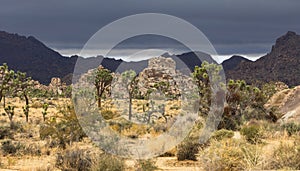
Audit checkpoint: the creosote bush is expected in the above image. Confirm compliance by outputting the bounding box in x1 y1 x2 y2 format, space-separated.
210 129 234 141
136 159 158 171
281 122 300 136
91 153 125 171
1 140 23 155
0 126 13 139
100 109 119 120
177 138 199 161
240 125 262 144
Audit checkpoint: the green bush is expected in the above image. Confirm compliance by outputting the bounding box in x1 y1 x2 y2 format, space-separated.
211 129 234 141
240 125 262 144
91 153 125 171
137 159 158 171
177 138 199 161
39 105 86 148
101 109 119 120
0 126 13 139
1 140 23 155
56 148 92 171
281 122 300 136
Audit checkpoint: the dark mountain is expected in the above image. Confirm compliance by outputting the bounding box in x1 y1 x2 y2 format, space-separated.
0 30 215 84
222 55 252 71
226 31 300 86
1 30 300 86
0 31 76 84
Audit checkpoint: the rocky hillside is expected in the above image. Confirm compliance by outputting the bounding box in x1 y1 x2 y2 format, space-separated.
1 30 300 86
0 31 76 84
265 85 300 124
226 31 300 86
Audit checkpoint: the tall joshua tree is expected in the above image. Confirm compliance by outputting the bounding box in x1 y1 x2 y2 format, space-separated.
121 70 139 120
14 71 33 106
93 65 113 108
0 63 14 108
13 71 33 122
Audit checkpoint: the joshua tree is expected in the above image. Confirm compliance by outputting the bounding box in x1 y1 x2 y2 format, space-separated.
0 63 14 108
13 71 33 106
92 65 113 108
121 70 139 120
192 61 223 115
22 105 30 122
42 103 49 121
5 105 15 128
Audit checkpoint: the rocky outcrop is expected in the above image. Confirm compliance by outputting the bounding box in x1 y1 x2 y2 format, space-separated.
112 56 196 99
48 77 67 95
265 85 300 124
31 77 67 95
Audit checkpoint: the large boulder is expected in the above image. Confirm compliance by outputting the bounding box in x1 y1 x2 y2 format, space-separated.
265 85 300 124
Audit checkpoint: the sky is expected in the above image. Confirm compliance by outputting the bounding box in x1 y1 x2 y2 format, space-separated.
0 0 300 61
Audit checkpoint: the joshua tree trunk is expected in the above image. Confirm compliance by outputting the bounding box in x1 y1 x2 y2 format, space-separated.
3 96 5 108
24 94 29 106
96 86 101 108
129 94 132 120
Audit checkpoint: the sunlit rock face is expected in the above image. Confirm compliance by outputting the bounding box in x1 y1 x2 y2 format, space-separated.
265 84 300 124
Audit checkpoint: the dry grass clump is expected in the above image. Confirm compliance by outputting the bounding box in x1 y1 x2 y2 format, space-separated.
91 153 125 171
56 148 92 171
200 138 264 171
266 139 300 170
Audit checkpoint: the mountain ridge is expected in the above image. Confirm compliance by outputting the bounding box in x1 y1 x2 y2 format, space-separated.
1 30 300 86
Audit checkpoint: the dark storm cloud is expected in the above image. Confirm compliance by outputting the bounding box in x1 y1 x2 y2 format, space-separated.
0 0 300 56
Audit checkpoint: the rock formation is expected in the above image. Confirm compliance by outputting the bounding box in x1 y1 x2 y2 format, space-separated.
265 85 300 124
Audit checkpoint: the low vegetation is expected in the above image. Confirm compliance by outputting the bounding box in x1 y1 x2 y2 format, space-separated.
0 62 299 170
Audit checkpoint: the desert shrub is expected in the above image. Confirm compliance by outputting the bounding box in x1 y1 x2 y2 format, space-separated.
159 149 176 157
1 140 23 155
259 120 281 139
281 122 300 136
108 119 132 133
31 101 44 108
266 141 300 169
10 121 24 132
56 148 92 171
40 105 86 148
137 159 158 171
100 109 119 120
240 125 262 144
177 138 199 161
201 139 263 171
21 143 42 156
211 129 234 141
219 80 276 130
0 126 13 139
91 153 125 171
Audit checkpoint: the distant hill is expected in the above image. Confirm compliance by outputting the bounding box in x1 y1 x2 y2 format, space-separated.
1 30 300 86
0 30 213 84
222 55 252 71
0 31 76 84
226 31 300 86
